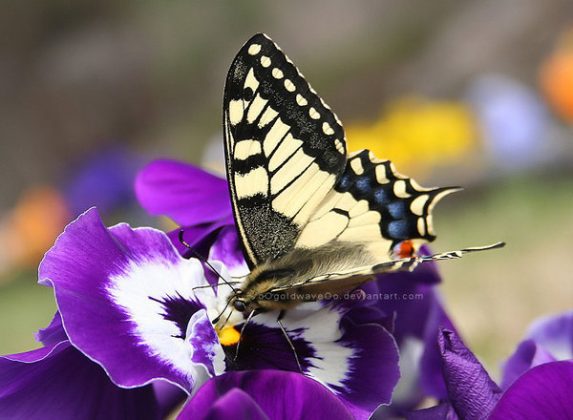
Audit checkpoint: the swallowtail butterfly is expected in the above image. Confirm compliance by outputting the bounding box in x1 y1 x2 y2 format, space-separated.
222 33 503 316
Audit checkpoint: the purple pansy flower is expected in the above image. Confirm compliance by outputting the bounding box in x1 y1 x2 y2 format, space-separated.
412 328 573 419
136 158 460 416
0 207 400 418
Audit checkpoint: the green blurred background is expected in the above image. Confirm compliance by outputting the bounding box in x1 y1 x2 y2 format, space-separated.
1 1 572 377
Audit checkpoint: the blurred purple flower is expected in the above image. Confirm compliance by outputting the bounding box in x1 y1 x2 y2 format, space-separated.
467 75 549 170
501 310 573 389
63 147 142 216
412 328 573 419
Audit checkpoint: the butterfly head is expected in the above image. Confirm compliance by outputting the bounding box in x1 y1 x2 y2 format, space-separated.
226 267 299 314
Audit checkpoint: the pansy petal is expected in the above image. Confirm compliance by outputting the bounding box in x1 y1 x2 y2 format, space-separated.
153 380 187 418
373 276 456 402
229 305 399 419
0 341 158 420
208 225 249 277
135 159 232 225
490 361 573 420
439 329 502 419
526 310 573 360
35 311 67 346
39 208 221 392
500 339 556 390
180 370 353 420
181 388 268 420
407 402 458 420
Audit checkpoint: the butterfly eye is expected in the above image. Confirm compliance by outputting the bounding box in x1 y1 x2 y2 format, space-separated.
233 299 247 312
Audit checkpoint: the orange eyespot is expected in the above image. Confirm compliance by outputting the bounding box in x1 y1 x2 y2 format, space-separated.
393 240 415 259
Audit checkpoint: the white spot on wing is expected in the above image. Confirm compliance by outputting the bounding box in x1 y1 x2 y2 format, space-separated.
322 122 334 135
260 56 271 67
350 158 364 175
272 68 284 79
410 195 429 216
296 94 308 106
309 107 320 120
248 43 261 56
284 79 295 92
393 180 410 198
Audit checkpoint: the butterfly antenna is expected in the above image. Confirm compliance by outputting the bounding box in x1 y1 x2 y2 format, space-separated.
212 299 233 325
234 309 256 362
178 229 238 293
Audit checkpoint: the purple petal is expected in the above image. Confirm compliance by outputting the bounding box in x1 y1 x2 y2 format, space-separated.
227 304 399 419
526 310 573 361
180 370 353 420
208 225 249 276
491 361 573 419
181 388 268 420
439 329 502 419
406 402 458 420
39 208 223 391
372 274 456 406
35 311 67 346
135 159 232 225
500 339 556 390
153 380 187 418
0 341 158 419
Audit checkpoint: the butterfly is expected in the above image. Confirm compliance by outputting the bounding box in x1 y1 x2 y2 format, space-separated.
220 33 504 318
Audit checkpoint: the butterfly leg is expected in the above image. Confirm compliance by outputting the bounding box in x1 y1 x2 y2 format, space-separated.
277 310 303 373
234 309 256 362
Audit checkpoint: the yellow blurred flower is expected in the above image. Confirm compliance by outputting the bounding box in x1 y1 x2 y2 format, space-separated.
540 28 573 122
345 96 477 176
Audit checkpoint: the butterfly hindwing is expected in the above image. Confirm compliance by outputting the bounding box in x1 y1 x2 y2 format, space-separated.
295 149 459 263
224 33 347 267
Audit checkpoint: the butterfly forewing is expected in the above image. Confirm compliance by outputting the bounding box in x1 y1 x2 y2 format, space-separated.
224 33 347 267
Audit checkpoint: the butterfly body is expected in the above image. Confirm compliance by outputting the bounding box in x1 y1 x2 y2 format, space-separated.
221 33 504 317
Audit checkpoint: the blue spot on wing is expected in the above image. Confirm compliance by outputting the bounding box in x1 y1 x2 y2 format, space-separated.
388 220 409 240
387 201 407 218
374 188 389 205
355 177 372 193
